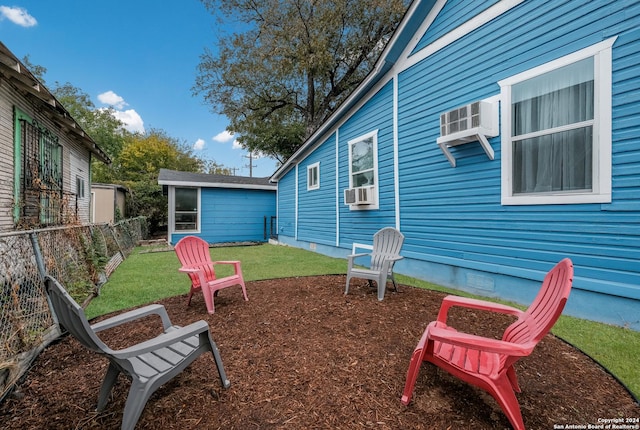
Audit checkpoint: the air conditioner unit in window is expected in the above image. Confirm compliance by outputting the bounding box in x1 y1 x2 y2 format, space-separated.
440 100 494 137
344 186 375 205
437 98 499 167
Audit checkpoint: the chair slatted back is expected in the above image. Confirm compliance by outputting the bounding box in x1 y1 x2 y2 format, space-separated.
503 258 573 346
370 227 404 272
45 276 109 355
174 236 217 287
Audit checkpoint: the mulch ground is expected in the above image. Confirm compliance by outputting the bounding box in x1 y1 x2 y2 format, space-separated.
1 275 638 429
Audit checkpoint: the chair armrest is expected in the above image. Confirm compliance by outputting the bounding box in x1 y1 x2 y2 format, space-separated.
109 320 211 358
91 304 172 333
428 325 533 356
211 260 241 265
212 261 242 273
347 253 371 271
178 263 212 288
372 255 403 276
179 267 205 274
436 295 525 324
386 255 404 262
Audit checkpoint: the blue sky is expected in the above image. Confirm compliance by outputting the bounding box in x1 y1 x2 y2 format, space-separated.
0 1 278 177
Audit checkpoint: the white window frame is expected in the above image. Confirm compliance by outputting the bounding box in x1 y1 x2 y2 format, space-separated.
90 191 96 223
499 37 615 205
347 129 379 210
76 175 85 199
307 162 320 190
169 186 201 233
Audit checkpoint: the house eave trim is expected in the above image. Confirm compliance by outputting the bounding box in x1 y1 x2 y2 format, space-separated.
158 180 276 191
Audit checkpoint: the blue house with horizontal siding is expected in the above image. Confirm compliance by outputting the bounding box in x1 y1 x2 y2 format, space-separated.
270 0 640 330
158 169 276 245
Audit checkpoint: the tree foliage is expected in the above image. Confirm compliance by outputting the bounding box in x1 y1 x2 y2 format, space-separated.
50 79 208 232
203 159 233 175
117 130 203 182
21 55 47 83
51 84 215 233
194 0 409 163
116 130 205 232
51 82 130 184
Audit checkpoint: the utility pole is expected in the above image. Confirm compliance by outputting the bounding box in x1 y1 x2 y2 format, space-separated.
244 152 257 177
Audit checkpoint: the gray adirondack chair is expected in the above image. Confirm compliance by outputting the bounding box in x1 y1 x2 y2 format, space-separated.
345 227 405 301
44 275 230 430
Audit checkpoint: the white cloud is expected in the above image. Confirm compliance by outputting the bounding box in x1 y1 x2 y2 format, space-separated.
112 109 144 134
193 138 206 151
212 130 245 150
96 91 142 133
0 6 37 27
212 130 234 143
97 90 127 109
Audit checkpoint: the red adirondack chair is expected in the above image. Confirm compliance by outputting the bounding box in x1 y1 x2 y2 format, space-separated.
174 236 248 314
401 258 573 430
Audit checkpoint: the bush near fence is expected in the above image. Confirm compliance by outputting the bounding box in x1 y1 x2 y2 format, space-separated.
0 217 148 400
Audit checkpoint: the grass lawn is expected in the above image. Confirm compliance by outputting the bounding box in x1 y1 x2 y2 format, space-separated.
86 243 640 400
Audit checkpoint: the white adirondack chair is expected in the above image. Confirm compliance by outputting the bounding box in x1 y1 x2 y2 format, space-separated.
345 227 405 300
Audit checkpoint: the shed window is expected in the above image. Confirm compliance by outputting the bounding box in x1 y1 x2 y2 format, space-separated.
174 187 199 231
499 38 614 205
307 162 320 190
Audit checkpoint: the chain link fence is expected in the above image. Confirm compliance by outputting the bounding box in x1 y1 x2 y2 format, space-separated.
0 217 148 400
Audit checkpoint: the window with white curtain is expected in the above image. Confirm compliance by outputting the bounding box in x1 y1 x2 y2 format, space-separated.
499 38 615 205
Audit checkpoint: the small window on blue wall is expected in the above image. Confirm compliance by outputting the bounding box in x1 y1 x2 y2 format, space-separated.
346 129 379 210
307 162 320 190
174 187 198 231
348 130 378 188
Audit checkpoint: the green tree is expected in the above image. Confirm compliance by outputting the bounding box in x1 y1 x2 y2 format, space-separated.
117 129 203 181
118 130 204 233
194 0 409 163
51 82 129 183
21 55 47 83
203 159 233 175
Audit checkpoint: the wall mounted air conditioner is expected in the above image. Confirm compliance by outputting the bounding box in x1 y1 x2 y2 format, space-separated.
344 186 375 205
437 98 499 167
440 100 494 137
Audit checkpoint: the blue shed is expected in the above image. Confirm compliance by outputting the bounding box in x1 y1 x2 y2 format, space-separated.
270 0 640 330
158 169 276 245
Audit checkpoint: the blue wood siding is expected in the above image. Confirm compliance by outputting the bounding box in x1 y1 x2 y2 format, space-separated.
411 0 500 55
274 0 640 327
297 135 338 245
277 171 296 237
174 188 276 244
397 0 640 301
338 80 397 247
612 23 640 212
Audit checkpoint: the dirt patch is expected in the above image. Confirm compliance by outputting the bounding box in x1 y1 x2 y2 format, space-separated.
1 275 638 429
